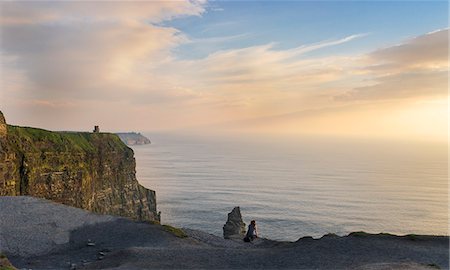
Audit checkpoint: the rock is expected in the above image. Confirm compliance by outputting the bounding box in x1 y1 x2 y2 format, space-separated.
0 111 6 139
223 207 246 239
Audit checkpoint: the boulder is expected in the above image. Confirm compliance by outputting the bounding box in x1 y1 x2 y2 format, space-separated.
223 206 246 239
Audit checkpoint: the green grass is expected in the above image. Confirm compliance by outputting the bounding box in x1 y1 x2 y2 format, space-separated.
147 220 161 225
378 232 394 236
349 231 371 237
405 234 419 241
0 266 16 270
0 267 16 270
0 253 16 270
8 125 62 142
61 132 96 152
427 263 440 269
349 232 401 238
6 125 129 153
322 233 338 238
162 225 188 238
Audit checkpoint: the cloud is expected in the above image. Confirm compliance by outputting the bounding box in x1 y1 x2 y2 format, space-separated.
0 1 205 25
337 29 448 101
0 1 447 140
167 34 365 89
153 34 366 119
2 21 180 97
0 1 204 102
368 29 448 72
0 1 213 131
337 71 447 101
187 33 249 44
284 33 368 57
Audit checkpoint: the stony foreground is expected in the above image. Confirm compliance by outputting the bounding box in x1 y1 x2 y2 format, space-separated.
1 197 448 270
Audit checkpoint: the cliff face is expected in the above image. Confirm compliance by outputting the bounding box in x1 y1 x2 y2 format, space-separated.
0 111 159 222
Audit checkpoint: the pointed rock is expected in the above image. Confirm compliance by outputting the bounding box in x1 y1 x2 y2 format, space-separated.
223 206 246 239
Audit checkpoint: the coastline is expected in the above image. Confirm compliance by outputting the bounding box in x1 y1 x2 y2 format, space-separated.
1 196 448 270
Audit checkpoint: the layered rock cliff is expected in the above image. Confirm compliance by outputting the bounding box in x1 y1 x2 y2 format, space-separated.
0 111 160 222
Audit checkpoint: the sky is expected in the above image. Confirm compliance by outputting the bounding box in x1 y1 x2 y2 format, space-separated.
0 1 448 142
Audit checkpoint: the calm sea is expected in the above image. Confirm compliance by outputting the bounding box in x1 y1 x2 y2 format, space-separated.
133 133 448 241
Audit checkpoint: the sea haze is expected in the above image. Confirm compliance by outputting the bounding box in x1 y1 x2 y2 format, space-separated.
133 133 448 241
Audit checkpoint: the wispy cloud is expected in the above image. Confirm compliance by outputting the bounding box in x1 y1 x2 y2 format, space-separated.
186 33 250 44
285 33 369 57
0 1 206 25
337 29 448 101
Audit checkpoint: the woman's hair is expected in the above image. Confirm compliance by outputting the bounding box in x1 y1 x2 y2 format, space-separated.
251 220 256 225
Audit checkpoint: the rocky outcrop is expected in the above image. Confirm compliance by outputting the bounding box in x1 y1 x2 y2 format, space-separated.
223 206 246 239
0 112 6 139
0 111 160 222
116 132 151 146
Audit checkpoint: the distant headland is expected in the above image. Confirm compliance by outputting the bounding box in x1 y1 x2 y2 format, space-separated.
116 132 151 146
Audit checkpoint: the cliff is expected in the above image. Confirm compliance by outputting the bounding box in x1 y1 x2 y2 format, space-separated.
116 132 151 146
0 111 159 222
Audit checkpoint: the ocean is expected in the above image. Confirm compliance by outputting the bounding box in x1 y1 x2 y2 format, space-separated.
133 133 448 241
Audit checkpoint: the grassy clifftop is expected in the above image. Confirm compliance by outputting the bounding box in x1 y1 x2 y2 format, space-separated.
7 125 128 153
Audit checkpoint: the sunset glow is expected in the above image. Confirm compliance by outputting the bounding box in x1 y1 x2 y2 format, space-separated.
0 1 447 142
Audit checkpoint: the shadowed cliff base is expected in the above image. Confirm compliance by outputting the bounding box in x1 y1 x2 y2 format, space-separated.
1 197 448 270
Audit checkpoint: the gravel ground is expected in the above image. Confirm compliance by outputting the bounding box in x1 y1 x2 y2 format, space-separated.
1 197 448 270
0 196 117 257
183 228 288 249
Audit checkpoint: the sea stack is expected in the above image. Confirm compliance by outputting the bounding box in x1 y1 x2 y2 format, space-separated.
223 206 246 239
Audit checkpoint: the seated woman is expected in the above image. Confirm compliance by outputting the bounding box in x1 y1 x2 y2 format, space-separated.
244 220 258 242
